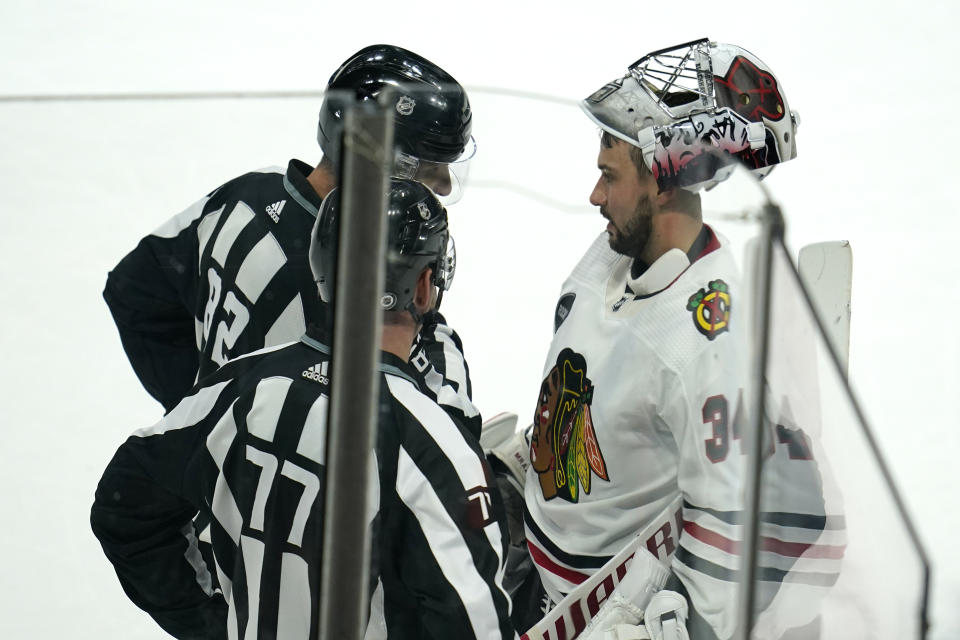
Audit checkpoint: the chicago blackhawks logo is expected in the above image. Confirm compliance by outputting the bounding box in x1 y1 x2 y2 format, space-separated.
530 348 608 502
687 279 731 340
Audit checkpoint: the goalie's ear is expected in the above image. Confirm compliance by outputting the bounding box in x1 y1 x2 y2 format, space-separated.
655 185 676 207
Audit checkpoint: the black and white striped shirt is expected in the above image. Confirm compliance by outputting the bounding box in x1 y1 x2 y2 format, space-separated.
90 329 513 640
103 160 480 437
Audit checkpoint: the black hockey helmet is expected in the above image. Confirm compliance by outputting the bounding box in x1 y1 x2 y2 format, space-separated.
317 44 475 202
310 178 455 320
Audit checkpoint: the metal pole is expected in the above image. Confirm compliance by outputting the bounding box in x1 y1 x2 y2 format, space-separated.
319 98 394 640
735 202 783 640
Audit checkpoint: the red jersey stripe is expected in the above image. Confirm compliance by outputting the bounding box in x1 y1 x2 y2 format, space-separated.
684 521 846 559
526 541 591 585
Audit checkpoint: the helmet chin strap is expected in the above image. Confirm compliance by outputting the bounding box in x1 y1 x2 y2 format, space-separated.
405 301 425 326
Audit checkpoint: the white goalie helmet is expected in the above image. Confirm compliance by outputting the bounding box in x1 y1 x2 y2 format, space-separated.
581 38 800 192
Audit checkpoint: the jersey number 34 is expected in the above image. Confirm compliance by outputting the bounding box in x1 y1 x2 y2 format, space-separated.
702 391 814 463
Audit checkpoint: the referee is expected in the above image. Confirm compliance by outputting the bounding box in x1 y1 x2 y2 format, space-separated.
91 180 513 640
102 44 481 437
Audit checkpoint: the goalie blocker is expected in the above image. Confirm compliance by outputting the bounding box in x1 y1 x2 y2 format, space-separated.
520 498 688 640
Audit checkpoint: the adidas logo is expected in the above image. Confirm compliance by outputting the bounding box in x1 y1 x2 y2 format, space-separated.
265 199 286 223
302 361 329 385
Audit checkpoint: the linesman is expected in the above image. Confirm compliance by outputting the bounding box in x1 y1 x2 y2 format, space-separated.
102 44 481 436
91 180 514 639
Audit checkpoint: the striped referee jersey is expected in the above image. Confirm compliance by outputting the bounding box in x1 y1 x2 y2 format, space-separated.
91 328 513 639
103 159 480 437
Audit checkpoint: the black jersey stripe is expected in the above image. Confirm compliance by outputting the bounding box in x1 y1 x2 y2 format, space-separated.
134 379 232 437
385 376 487 485
235 232 287 304
210 201 256 268
194 203 222 268
396 450 512 638
210 348 330 639
410 321 478 419
522 504 612 570
214 208 279 286
206 401 244 541
675 544 841 587
684 500 845 530
95 328 508 639
385 375 512 638
395 447 502 638
186 167 320 382
195 213 316 379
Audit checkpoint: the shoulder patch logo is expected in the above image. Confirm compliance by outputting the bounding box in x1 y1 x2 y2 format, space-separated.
554 293 576 333
530 348 608 503
465 485 496 529
686 279 731 340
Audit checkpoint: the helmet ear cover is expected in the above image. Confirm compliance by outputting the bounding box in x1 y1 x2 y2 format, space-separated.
581 38 798 192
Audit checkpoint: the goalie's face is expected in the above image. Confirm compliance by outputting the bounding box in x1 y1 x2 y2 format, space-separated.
589 139 659 259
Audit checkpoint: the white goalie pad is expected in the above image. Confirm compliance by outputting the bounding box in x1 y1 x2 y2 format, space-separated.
480 411 530 488
797 241 853 376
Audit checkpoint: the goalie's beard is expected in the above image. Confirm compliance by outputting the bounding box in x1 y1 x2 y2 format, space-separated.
604 194 654 259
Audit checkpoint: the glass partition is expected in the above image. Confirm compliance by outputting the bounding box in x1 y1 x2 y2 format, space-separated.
0 83 927 640
749 237 928 639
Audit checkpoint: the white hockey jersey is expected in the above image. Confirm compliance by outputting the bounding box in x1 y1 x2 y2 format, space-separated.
523 228 841 639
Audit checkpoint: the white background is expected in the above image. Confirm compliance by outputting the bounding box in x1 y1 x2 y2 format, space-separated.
1 1 957 638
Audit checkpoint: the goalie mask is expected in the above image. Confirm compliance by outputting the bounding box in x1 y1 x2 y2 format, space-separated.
581 38 799 192
318 44 475 204
310 179 455 321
